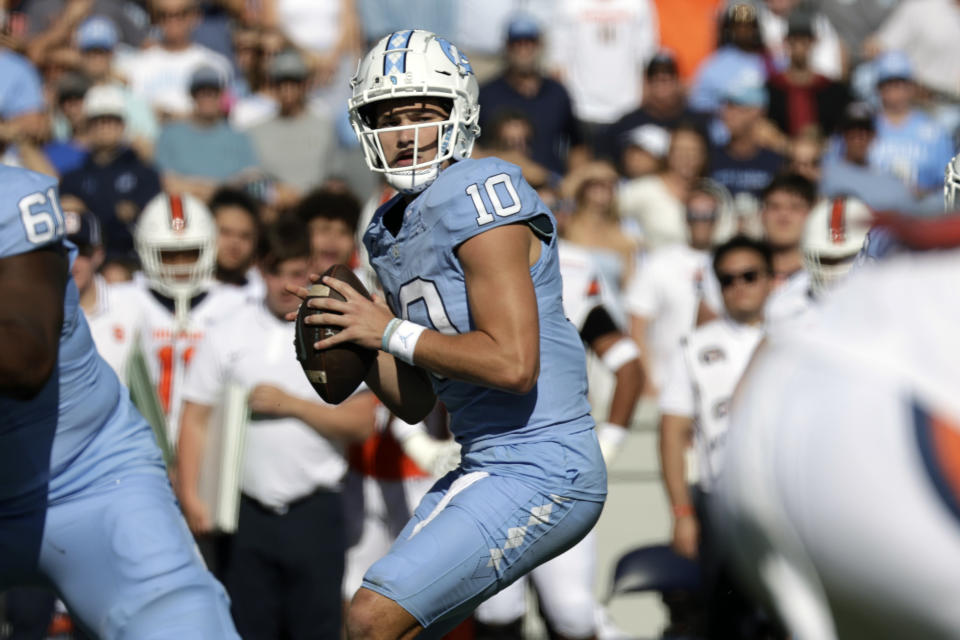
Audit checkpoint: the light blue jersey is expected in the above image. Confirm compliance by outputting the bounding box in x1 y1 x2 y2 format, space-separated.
869 111 954 192
364 157 595 452
0 166 238 638
0 167 158 513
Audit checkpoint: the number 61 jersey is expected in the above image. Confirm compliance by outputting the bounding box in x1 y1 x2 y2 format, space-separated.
364 157 594 450
0 167 161 512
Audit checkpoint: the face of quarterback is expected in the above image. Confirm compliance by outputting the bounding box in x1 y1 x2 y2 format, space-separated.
717 248 772 324
263 256 310 317
372 97 450 169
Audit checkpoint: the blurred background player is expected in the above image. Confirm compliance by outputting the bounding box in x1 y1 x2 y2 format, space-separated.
474 239 644 640
177 217 377 639
0 164 240 639
716 215 960 640
658 234 774 637
107 191 246 451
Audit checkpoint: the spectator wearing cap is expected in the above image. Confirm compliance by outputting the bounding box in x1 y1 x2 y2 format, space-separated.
820 102 942 215
248 49 337 198
865 0 960 101
115 0 232 118
61 85 163 280
154 65 259 202
600 50 710 169
689 2 770 115
765 10 850 138
620 123 712 250
76 16 159 157
866 51 954 196
477 13 586 175
546 0 659 152
708 81 786 203
759 1 845 80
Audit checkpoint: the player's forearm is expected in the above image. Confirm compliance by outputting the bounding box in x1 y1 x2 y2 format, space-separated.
288 391 377 443
364 351 437 424
608 359 644 427
410 328 539 394
175 403 211 501
659 415 693 509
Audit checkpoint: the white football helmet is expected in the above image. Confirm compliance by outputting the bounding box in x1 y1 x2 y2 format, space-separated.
944 154 960 210
348 29 480 195
135 192 217 324
802 196 873 295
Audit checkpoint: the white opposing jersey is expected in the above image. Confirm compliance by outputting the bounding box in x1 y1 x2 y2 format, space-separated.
659 318 763 490
625 243 722 386
717 250 960 639
83 274 141 381
108 279 248 443
558 240 617 332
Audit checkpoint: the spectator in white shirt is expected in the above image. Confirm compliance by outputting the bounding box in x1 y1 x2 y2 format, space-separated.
117 0 232 118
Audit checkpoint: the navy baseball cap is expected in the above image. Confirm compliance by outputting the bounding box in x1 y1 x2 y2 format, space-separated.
189 65 225 92
65 209 103 248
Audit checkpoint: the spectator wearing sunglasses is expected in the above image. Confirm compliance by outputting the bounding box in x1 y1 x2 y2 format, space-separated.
658 233 773 636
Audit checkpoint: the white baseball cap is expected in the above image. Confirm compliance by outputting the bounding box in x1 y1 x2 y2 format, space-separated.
83 84 126 119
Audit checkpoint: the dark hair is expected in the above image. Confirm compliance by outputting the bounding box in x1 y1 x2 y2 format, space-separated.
259 214 310 273
761 172 817 206
712 234 774 278
209 186 262 228
295 187 361 234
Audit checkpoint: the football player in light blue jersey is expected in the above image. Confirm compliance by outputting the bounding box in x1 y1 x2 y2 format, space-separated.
0 165 239 639
292 29 607 639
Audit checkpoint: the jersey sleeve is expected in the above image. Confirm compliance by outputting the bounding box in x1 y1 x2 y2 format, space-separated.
181 331 228 408
659 338 695 418
624 254 659 318
425 157 552 250
0 169 63 259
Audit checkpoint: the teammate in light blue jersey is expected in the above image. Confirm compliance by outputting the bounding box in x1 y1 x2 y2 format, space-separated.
0 165 239 639
293 29 607 639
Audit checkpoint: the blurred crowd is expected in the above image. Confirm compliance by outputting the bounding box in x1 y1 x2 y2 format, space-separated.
2 0 960 638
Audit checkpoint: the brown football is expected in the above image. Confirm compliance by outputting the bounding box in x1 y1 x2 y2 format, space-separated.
294 264 377 404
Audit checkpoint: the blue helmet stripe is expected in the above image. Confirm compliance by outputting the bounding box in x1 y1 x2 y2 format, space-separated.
383 29 414 76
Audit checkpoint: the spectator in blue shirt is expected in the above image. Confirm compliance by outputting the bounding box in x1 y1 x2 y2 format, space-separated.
60 85 163 280
820 101 942 215
154 65 259 201
868 51 954 196
477 14 586 175
689 2 771 115
709 82 785 204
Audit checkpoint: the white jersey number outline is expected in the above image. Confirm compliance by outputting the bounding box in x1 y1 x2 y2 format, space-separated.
19 187 64 245
466 173 522 226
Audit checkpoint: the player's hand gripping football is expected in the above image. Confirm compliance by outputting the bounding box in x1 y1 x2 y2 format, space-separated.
285 274 396 351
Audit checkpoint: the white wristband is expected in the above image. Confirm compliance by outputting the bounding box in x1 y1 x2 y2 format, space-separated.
601 337 641 372
597 421 628 465
386 319 426 365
